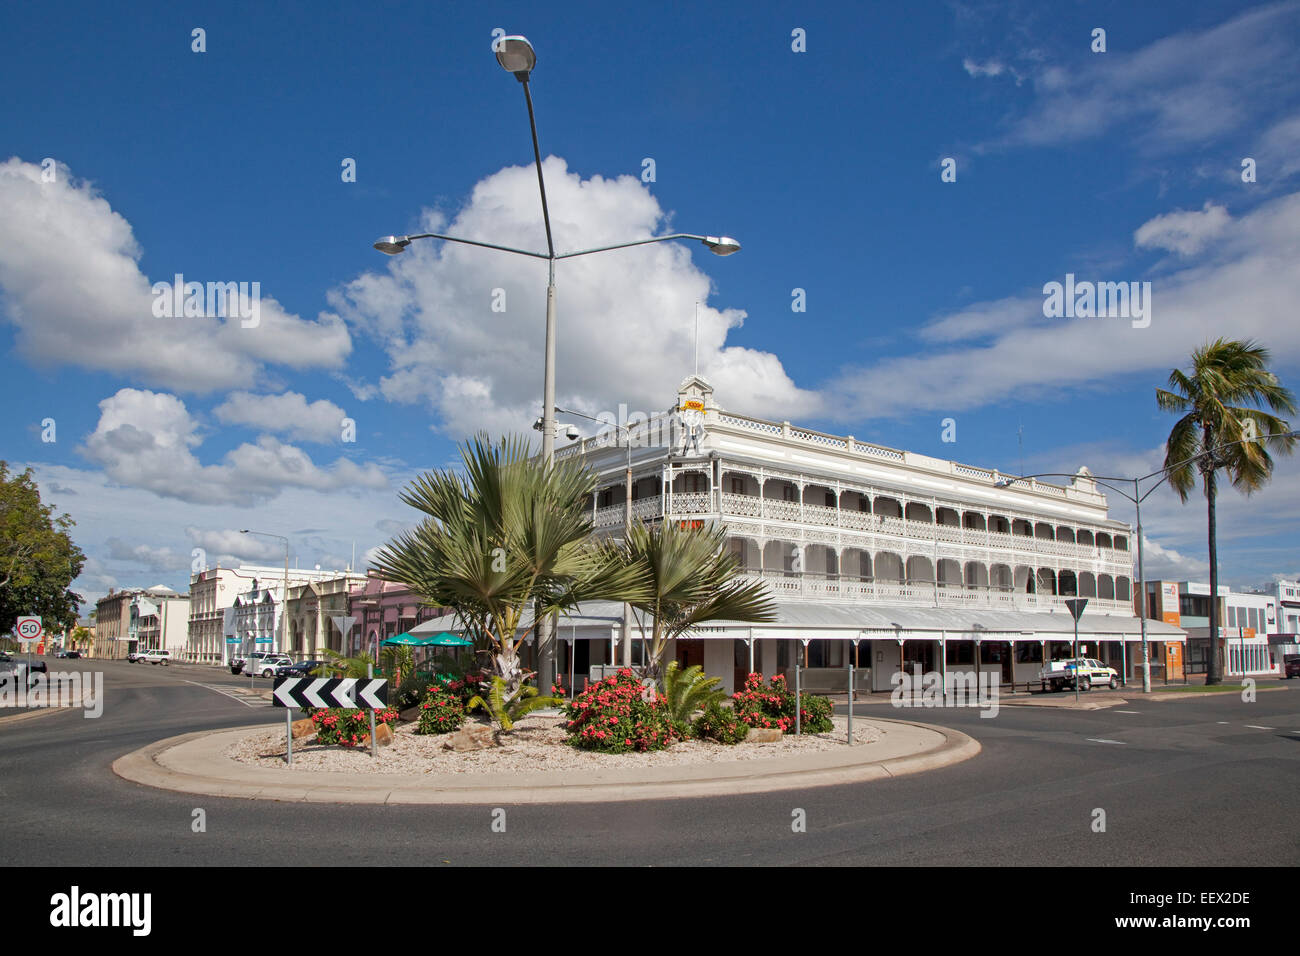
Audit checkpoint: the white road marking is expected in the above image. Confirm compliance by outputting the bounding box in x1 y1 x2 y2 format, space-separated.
1244 725 1275 730
1217 721 1230 724
1087 738 1127 745
185 680 272 708
1115 710 1141 714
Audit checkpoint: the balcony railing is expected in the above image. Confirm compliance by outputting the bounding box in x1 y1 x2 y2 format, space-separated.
737 569 1132 613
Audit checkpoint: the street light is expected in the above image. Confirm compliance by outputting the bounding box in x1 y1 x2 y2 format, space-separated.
240 530 289 669
995 431 1299 693
555 406 639 668
373 35 741 693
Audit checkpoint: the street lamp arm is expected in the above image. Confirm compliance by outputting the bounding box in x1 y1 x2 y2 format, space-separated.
384 232 550 260
557 234 740 260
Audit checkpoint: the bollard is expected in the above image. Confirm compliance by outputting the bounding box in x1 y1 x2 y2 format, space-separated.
847 664 854 746
285 708 293 766
794 663 801 736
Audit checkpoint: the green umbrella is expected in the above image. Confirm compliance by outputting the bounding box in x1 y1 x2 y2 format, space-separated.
382 632 474 647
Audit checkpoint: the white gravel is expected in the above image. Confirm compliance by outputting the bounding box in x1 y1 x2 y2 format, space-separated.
226 713 883 775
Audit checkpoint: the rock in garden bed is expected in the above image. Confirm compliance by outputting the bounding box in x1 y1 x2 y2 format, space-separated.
226 714 881 775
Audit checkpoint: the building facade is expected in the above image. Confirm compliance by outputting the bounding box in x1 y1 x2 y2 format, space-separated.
550 376 1182 693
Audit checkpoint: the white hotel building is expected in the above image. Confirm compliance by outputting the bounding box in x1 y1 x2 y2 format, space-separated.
544 377 1183 694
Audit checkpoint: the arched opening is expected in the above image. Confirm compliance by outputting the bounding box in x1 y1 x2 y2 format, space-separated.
875 552 904 583
763 540 799 576
990 564 1013 591
1096 532 1113 549
1113 535 1129 551
989 514 1011 534
1098 574 1115 600
1077 529 1095 547
1058 570 1078 597
842 548 872 581
906 555 934 585
1035 522 1055 540
965 561 990 590
1079 572 1097 598
720 471 760 498
840 489 871 512
963 512 987 531
802 483 837 509
1116 577 1132 602
873 496 903 518
936 507 961 527
937 558 963 588
905 502 933 523
1014 565 1035 593
727 537 761 573
1012 518 1033 537
1056 526 1076 544
1036 568 1057 595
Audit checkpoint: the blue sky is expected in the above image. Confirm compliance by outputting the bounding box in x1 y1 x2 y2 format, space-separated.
3 0 1299 605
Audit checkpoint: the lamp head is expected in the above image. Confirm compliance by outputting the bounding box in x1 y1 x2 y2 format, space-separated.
373 236 411 256
495 35 537 80
702 236 741 256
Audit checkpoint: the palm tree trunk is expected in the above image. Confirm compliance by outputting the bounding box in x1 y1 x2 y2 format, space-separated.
1205 465 1221 686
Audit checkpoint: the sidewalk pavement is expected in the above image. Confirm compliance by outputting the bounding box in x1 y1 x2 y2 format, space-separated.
112 716 979 805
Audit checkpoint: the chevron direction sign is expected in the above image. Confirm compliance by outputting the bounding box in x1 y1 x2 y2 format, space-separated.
272 677 388 709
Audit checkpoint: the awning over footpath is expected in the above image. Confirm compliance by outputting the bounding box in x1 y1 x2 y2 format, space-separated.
407 600 1185 644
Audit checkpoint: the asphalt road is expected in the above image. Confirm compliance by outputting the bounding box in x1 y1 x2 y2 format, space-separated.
2 659 1297 866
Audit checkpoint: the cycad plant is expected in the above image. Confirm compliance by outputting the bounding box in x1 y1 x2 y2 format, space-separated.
609 519 777 682
313 649 375 679
661 660 728 728
1157 338 1296 684
370 434 650 705
380 644 415 684
467 675 561 732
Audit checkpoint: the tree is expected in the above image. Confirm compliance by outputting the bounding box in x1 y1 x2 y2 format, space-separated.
370 434 649 704
611 519 777 683
0 462 85 636
1156 339 1296 685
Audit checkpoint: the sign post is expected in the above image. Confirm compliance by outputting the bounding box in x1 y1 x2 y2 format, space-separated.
1065 599 1089 703
272 676 389 763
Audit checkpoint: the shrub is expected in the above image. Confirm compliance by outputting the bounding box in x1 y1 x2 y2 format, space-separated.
563 668 676 753
414 684 465 735
731 672 834 735
468 675 562 732
310 707 400 747
661 661 728 728
693 701 749 744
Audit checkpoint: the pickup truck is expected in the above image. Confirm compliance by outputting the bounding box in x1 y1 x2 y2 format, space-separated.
1039 658 1119 692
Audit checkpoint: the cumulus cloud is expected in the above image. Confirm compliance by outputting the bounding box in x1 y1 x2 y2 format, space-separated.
1134 202 1231 256
213 391 351 444
823 189 1300 420
105 538 188 574
963 57 1006 78
184 527 283 563
79 388 388 505
330 156 819 434
0 158 351 392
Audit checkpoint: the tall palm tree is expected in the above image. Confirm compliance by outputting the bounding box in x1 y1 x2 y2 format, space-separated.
609 519 777 683
370 434 649 702
1157 339 1296 685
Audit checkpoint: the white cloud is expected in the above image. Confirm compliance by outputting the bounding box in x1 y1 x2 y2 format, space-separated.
0 157 352 392
105 538 187 574
1134 202 1231 256
963 57 1005 78
987 5 1300 154
184 527 282 564
79 388 388 506
213 391 350 444
823 189 1300 420
330 156 819 434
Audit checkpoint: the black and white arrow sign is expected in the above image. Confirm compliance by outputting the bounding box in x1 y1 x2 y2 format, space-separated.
272 677 388 709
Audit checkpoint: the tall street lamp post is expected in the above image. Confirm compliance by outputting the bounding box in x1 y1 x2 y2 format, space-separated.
240 530 289 662
374 35 740 693
997 431 1298 693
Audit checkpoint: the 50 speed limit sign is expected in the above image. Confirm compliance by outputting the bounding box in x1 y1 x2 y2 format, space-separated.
16 616 43 641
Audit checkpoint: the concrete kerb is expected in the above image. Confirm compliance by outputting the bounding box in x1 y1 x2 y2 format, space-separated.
112 717 980 805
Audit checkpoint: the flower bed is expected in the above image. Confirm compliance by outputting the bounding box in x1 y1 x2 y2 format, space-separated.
413 683 465 735
732 673 834 734
563 668 677 753
310 707 400 747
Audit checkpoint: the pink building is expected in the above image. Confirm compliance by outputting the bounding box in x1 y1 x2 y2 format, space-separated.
348 573 451 655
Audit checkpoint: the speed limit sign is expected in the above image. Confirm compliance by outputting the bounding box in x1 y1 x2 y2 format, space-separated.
16 616 43 642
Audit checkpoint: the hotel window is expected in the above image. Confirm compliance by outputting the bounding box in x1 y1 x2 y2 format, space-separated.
1248 608 1259 631
782 484 797 502
730 476 746 495
682 473 705 493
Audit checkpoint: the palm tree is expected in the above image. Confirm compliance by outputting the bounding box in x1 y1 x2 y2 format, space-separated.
370 434 649 704
1157 339 1296 685
610 519 777 683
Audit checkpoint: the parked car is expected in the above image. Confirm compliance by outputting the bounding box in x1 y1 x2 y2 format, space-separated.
140 649 172 666
1039 657 1118 692
65 651 81 659
1284 654 1300 679
0 657 47 686
275 659 328 679
127 649 146 663
240 653 293 678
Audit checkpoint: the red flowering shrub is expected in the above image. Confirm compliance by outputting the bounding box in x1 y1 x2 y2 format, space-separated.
414 683 465 735
311 707 400 747
562 668 676 753
731 673 833 734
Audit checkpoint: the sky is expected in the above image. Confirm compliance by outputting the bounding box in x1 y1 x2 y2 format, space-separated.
2 0 1299 609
